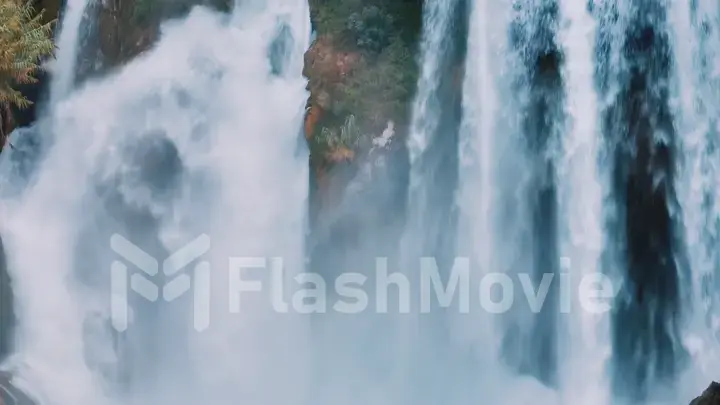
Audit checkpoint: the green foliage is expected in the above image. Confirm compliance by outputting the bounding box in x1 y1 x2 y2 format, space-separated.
314 114 364 155
310 0 420 124
0 0 55 109
310 0 421 50
307 0 421 163
346 5 394 53
309 0 360 41
332 37 417 130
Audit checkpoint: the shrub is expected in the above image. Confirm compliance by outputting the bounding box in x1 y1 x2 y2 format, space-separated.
346 5 394 53
332 37 417 130
310 0 361 40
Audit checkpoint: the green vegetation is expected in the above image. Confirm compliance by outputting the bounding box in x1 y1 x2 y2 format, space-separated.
314 114 363 158
311 0 422 48
0 0 54 149
0 0 54 109
308 0 422 158
332 38 416 128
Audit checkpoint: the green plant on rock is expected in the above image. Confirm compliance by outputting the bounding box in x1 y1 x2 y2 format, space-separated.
314 114 365 161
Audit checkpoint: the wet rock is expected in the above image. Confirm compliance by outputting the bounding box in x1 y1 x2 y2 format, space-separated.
691 382 720 405
0 125 43 198
0 236 14 363
0 372 37 405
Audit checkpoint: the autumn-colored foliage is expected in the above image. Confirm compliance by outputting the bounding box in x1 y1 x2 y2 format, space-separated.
0 0 55 109
0 0 54 149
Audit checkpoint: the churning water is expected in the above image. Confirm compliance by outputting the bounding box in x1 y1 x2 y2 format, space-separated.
0 2 311 405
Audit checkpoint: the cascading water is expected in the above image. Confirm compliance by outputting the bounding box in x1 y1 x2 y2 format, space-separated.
671 0 720 399
399 0 462 400
455 0 507 365
406 0 460 166
3 0 720 403
457 0 711 403
0 0 92 198
555 0 609 403
0 2 311 405
49 0 91 105
501 0 565 387
456 0 564 402
594 2 689 402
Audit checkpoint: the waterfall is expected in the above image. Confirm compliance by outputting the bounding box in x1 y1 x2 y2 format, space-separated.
406 0 460 165
671 0 720 399
456 0 717 402
556 0 608 403
456 0 563 402
458 0 690 403
402 0 465 282
399 0 462 400
592 1 689 401
456 0 508 373
0 2 311 405
505 0 566 387
455 0 507 365
49 0 91 105
4 0 720 403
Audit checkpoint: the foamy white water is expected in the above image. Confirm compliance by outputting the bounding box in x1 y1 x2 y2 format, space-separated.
406 0 459 164
0 2 312 405
398 0 460 397
455 0 560 403
49 0 91 104
187 2 312 404
556 1 609 404
670 0 720 399
455 0 507 357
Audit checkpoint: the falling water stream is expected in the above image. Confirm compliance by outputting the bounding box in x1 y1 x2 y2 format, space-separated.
454 0 719 403
49 0 91 105
1 2 311 405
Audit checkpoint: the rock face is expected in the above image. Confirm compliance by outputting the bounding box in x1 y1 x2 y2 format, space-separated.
691 382 720 405
0 237 14 363
0 372 37 405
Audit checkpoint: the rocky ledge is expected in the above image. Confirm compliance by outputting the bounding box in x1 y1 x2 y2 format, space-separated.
691 382 720 405
0 372 37 405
